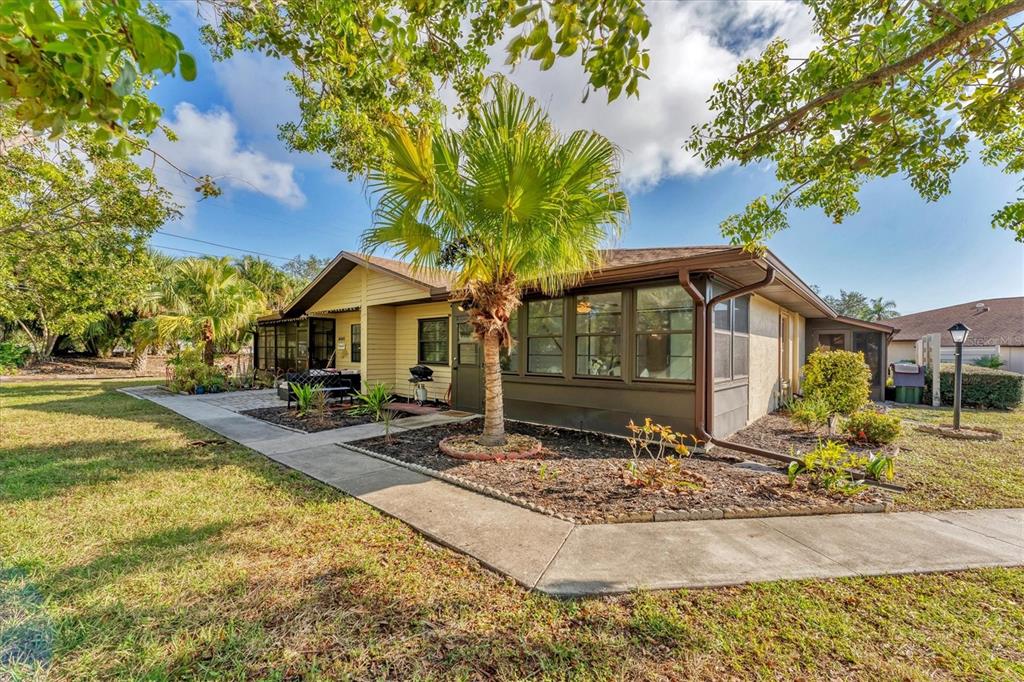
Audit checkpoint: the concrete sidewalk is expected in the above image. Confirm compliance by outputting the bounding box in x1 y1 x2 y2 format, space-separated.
123 386 1024 596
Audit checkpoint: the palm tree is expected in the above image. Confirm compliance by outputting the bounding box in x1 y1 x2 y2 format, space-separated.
142 256 266 366
234 256 298 311
363 80 628 446
865 297 899 321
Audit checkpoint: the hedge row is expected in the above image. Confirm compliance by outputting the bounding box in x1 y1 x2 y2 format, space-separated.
924 363 1024 410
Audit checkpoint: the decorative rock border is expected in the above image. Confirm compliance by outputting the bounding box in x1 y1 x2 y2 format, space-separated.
340 441 893 525
438 434 543 461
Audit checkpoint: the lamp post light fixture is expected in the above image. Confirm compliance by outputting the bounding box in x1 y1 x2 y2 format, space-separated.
948 322 971 430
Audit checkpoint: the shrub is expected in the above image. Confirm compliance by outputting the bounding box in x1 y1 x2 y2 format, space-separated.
974 354 1005 369
801 348 871 419
843 410 902 444
352 382 394 421
786 440 869 495
789 395 832 430
624 419 703 492
291 382 320 415
0 341 30 373
925 363 1024 410
168 347 228 394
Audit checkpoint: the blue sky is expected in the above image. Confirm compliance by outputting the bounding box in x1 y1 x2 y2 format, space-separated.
146 3 1023 316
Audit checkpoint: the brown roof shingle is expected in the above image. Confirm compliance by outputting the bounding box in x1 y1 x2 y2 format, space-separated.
888 297 1023 346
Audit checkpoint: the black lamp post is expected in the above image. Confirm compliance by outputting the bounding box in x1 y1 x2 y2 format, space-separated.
948 322 971 430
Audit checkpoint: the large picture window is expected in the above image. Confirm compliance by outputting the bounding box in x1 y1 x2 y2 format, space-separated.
418 317 449 364
500 309 519 373
575 292 622 377
526 299 564 374
350 323 361 363
635 285 693 380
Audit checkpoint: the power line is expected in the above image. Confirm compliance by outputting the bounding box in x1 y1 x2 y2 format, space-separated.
149 243 219 258
155 230 294 261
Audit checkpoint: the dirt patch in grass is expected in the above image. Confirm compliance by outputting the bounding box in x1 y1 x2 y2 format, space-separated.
241 405 395 432
352 419 889 523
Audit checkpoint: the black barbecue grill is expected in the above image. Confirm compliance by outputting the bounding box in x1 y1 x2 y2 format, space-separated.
408 365 434 404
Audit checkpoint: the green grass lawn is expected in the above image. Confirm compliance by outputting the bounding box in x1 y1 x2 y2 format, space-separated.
2 381 1023 680
888 404 1024 510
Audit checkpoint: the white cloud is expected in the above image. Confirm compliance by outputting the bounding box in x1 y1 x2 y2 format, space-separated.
490 1 815 190
148 102 306 225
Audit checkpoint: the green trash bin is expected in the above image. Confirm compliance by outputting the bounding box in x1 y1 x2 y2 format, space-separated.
893 385 923 404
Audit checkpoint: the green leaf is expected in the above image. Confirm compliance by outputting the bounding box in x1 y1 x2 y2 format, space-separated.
178 51 197 81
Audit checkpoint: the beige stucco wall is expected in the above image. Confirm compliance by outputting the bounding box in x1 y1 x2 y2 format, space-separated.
394 302 453 401
748 294 781 422
999 346 1024 374
888 340 917 364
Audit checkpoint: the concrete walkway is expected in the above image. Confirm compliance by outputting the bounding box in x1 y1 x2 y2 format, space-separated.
123 386 1024 596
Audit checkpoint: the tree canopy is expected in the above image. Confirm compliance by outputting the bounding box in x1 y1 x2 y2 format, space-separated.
1 0 196 148
817 289 900 321
688 0 1024 249
202 0 650 175
0 110 178 357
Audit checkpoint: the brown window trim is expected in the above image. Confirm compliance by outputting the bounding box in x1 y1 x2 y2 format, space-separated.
525 298 565 376
417 316 449 366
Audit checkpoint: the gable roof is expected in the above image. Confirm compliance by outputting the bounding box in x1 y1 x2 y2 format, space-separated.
888 297 1023 346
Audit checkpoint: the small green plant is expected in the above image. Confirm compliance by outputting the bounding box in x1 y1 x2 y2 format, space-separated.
537 462 559 481
843 410 902 444
253 369 276 389
786 440 869 495
352 382 393 422
789 395 832 430
309 387 329 420
291 382 320 415
0 341 31 374
974 355 1005 369
623 419 703 492
865 453 896 483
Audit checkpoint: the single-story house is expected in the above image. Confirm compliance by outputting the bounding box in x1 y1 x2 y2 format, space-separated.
887 297 1024 374
254 246 893 440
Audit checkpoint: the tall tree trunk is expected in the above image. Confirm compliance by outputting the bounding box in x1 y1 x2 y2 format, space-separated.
202 320 215 366
479 329 506 446
203 338 215 366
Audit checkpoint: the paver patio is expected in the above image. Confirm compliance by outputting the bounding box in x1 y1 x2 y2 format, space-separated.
122 386 1024 596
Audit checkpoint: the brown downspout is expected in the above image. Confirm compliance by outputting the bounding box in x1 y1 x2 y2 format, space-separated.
679 265 798 465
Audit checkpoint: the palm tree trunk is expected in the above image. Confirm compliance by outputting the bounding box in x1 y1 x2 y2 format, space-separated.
479 329 506 446
203 339 215 366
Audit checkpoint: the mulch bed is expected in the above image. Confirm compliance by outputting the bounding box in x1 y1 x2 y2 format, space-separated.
241 406 393 433
351 419 890 523
718 412 901 462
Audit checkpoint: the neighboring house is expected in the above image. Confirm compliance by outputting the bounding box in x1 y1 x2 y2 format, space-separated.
255 247 893 437
887 297 1024 374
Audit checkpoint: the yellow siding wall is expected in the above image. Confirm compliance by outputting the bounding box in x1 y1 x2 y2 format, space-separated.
393 302 452 401
309 267 364 313
333 311 361 371
364 306 396 388
748 294 781 422
364 268 429 305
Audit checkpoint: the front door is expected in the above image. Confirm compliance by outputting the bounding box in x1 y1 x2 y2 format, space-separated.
452 315 483 412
